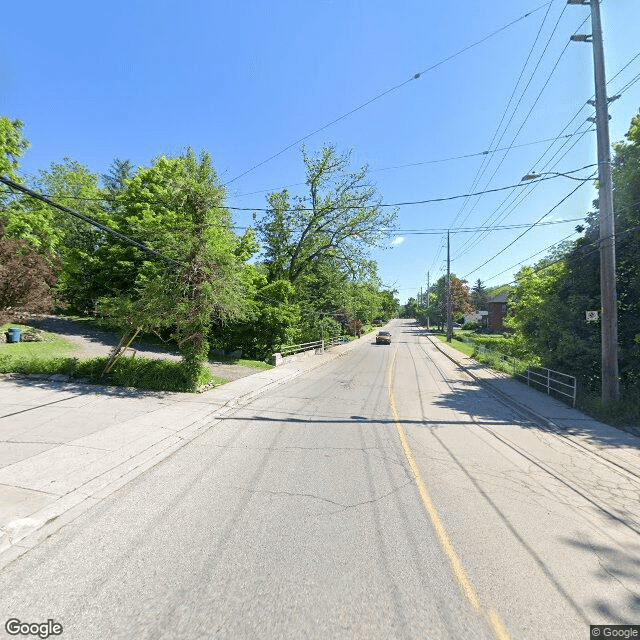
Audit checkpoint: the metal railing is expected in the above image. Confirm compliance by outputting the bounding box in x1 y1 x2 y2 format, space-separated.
279 340 324 357
473 344 576 408
518 366 577 408
327 335 350 348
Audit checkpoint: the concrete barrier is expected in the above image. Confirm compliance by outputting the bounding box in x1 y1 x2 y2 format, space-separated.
271 345 324 367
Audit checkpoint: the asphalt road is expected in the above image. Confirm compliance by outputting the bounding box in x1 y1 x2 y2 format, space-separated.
0 319 638 639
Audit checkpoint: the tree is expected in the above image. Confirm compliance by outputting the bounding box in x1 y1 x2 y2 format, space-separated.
401 297 420 319
101 150 249 389
610 110 640 389
0 119 59 323
428 275 472 328
257 145 397 285
379 289 400 320
471 278 488 311
0 117 29 190
0 221 57 324
211 267 302 360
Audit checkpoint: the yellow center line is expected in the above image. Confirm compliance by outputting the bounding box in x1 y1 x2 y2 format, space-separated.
387 346 511 640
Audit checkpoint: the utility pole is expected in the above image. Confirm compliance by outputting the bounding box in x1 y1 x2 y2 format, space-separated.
446 231 452 342
569 0 619 402
426 271 431 330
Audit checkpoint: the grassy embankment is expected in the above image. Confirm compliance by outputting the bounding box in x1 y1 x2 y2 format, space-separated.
436 329 639 428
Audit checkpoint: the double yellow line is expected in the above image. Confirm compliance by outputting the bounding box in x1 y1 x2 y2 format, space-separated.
387 348 511 640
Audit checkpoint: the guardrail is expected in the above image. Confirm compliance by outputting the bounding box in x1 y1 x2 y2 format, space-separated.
279 340 324 357
327 335 350 348
518 366 577 408
474 344 576 407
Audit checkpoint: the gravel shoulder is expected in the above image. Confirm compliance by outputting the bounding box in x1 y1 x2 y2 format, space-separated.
29 316 262 382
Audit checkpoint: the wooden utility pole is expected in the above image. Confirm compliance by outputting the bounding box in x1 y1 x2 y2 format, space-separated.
569 0 619 402
446 231 452 342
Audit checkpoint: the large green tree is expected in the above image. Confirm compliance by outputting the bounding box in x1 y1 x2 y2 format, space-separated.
257 146 397 285
471 278 488 311
506 110 640 397
0 117 29 186
610 110 640 388
101 150 249 389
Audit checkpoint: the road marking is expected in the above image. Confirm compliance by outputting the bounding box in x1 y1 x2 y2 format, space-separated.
387 347 511 640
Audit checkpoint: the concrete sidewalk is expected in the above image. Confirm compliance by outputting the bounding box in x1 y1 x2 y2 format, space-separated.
0 338 364 568
430 335 640 478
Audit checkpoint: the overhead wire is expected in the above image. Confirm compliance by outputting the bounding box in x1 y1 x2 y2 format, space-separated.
453 8 588 241
491 195 640 284
496 220 640 288
222 3 551 187
453 121 594 260
457 46 640 251
0 176 184 266
461 172 595 279
449 0 559 231
453 47 640 262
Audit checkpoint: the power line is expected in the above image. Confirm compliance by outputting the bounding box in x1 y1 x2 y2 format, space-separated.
227 47 636 203
449 1 562 230
453 121 593 260
453 47 640 258
223 165 597 213
391 216 585 235
483 230 579 282
453 9 588 234
222 3 551 187
496 220 640 288
0 176 183 266
461 174 594 279
226 130 595 200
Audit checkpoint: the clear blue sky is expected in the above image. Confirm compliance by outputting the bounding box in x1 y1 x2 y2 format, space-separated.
2 1 639 303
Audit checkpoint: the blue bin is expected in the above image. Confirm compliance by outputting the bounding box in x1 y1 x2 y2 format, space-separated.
7 327 22 343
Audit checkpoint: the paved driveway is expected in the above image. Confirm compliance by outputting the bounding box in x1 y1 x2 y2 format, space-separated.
30 316 260 382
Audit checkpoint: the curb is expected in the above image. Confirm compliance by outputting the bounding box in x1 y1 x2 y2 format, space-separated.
0 333 365 570
426 333 570 430
426 333 640 478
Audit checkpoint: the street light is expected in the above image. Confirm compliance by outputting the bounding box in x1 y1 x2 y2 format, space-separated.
520 169 595 182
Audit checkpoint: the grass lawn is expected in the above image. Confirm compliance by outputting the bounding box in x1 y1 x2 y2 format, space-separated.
210 354 273 370
0 323 227 392
0 324 77 359
436 334 475 357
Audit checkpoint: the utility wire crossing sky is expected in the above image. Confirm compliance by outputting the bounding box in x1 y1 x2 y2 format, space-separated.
2 1 639 302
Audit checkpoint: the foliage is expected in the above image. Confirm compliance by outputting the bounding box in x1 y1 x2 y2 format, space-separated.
100 150 249 390
257 145 397 284
401 297 421 319
250 145 399 351
211 274 301 360
471 279 488 310
609 110 640 391
506 260 600 387
505 109 640 400
423 274 472 327
0 353 221 392
0 117 29 188
0 222 59 324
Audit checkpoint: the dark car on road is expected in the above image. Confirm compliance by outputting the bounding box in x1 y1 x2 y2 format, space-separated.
375 331 392 345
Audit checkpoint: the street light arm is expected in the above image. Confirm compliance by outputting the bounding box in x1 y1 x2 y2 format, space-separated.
520 164 597 182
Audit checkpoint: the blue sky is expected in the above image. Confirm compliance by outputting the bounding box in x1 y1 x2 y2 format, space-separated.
2 1 639 303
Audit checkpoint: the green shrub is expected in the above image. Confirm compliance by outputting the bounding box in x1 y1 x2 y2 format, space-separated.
0 353 222 392
578 385 640 427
